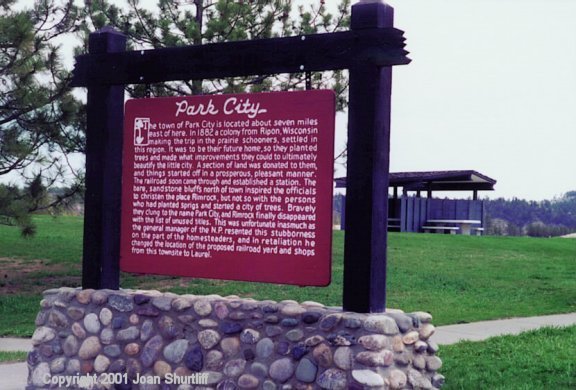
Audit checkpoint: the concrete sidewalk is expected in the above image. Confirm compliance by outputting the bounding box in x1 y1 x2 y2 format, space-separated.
0 362 28 390
1 312 575 390
429 312 576 345
0 339 31 390
0 338 32 352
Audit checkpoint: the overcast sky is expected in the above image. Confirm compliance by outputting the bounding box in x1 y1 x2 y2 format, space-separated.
8 0 576 201
360 0 576 201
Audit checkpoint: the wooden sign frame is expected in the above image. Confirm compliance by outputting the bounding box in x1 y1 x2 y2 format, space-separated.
71 0 410 313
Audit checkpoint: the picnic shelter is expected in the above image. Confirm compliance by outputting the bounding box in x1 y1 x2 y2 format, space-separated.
335 170 497 234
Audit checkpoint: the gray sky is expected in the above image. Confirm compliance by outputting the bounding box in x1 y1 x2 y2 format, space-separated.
368 0 576 200
8 0 576 201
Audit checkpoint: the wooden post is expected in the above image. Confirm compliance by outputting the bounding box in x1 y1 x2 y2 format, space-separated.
82 27 126 289
343 0 394 313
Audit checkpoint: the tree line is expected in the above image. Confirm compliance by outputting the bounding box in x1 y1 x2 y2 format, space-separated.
484 191 576 237
331 192 576 238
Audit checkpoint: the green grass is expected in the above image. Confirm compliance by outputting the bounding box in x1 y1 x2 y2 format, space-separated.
0 215 575 336
0 351 28 363
0 295 42 337
386 233 576 324
0 215 83 264
439 326 576 389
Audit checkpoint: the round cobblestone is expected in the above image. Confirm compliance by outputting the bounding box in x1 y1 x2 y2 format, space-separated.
27 289 443 390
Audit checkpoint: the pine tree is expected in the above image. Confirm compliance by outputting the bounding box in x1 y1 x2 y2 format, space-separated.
77 0 350 108
0 0 83 235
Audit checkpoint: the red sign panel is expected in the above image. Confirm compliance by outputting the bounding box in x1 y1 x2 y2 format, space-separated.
120 90 335 286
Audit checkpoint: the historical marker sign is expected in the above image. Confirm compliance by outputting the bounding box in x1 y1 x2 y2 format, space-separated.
120 90 335 286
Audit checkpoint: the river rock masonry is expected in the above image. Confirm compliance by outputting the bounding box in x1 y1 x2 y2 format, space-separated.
28 287 444 389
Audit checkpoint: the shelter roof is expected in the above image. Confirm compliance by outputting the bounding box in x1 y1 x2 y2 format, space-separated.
334 170 496 192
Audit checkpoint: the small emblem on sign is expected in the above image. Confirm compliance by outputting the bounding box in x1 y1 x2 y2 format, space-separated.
134 118 150 145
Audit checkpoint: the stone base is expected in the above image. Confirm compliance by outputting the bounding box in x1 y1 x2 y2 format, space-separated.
28 288 444 389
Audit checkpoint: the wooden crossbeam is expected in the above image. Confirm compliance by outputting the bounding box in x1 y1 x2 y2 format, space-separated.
71 28 409 87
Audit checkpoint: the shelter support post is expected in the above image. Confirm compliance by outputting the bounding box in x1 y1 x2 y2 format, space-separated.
343 0 394 313
82 28 126 289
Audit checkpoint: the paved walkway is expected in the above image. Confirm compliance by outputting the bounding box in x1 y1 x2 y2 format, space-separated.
1 312 575 390
429 312 576 344
0 362 28 390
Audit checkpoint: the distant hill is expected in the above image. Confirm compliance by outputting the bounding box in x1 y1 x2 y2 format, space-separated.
484 191 576 237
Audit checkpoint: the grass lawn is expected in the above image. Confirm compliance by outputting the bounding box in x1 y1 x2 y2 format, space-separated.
439 325 576 389
0 215 83 264
0 215 575 336
0 351 28 363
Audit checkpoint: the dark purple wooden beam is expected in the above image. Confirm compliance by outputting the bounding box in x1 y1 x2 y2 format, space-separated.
404 182 495 192
71 28 409 87
82 27 126 289
343 0 394 313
